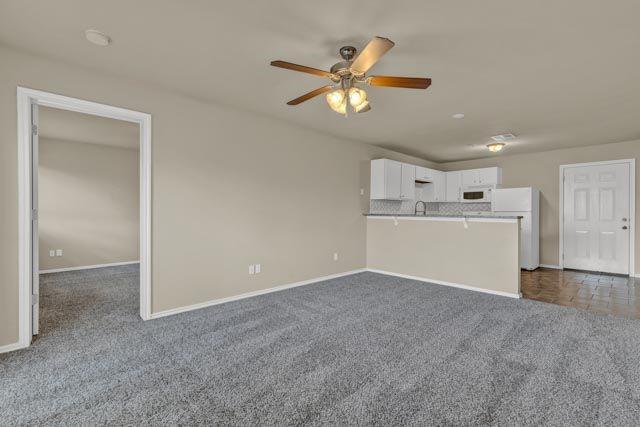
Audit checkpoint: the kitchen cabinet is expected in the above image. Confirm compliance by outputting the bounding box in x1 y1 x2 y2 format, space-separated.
462 167 502 187
370 159 415 200
415 166 436 182
445 171 462 202
422 171 446 202
371 160 500 202
400 163 416 200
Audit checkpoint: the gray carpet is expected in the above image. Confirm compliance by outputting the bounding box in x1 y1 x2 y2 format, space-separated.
2 266 640 425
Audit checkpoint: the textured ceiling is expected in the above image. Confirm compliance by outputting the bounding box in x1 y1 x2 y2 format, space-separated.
39 106 139 150
1 0 639 161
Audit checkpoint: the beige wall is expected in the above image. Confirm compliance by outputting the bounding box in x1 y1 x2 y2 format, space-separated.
367 217 521 295
38 138 139 271
440 140 640 267
0 46 436 347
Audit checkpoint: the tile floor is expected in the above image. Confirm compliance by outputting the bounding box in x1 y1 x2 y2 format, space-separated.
521 268 640 319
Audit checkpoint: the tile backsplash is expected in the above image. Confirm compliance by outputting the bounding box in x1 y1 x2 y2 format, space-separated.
437 202 491 214
368 200 491 215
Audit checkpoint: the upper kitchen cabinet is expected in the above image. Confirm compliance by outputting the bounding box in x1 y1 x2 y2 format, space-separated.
461 167 502 187
445 171 462 202
415 166 436 183
370 159 415 200
400 163 416 200
422 170 446 202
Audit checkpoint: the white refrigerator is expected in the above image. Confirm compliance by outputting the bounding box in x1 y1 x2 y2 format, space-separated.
492 187 540 270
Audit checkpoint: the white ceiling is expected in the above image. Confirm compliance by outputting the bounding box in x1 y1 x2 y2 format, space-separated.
39 106 139 150
2 0 639 161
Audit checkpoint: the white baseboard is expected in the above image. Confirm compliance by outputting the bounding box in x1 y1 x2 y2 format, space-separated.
539 264 562 270
149 269 367 319
40 261 139 274
0 341 28 354
366 268 522 299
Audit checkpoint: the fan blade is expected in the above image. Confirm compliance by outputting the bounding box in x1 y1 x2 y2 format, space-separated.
367 75 431 89
271 60 333 78
286 85 334 105
349 37 395 76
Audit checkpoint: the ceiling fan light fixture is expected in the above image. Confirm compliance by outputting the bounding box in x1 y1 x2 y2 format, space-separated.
355 101 371 113
487 142 506 153
271 36 431 115
348 87 367 109
326 89 347 114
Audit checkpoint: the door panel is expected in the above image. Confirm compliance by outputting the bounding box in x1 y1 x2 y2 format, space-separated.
563 163 630 274
385 160 402 200
445 171 461 202
462 170 477 187
400 163 415 200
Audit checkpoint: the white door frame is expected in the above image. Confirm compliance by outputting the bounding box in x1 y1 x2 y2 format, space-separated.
559 159 635 275
16 87 152 350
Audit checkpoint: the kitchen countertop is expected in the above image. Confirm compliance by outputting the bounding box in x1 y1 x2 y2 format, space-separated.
364 213 523 219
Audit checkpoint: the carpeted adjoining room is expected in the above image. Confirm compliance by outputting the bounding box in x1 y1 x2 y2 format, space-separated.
2 265 640 425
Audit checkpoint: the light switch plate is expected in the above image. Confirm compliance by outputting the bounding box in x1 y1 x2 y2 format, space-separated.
249 264 255 275
255 264 261 274
49 250 55 257
56 249 63 257
333 252 339 261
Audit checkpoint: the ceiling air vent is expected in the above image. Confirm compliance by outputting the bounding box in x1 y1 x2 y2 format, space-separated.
490 133 516 142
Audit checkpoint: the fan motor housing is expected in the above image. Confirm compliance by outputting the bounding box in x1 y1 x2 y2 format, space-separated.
339 46 357 60
330 60 353 77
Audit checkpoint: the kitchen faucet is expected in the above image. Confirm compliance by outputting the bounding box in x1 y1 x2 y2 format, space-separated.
414 200 427 216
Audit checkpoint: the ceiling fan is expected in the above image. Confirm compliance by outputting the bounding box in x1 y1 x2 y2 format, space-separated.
270 36 431 115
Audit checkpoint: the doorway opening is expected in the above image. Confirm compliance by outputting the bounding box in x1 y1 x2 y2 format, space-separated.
17 87 152 350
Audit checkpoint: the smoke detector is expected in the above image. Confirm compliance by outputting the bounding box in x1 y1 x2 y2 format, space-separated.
85 29 111 46
490 133 516 142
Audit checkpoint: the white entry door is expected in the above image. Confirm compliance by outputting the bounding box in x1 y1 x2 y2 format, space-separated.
563 162 630 274
31 102 40 336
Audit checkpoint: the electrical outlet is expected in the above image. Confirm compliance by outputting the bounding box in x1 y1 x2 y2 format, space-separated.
255 264 261 274
49 249 55 257
333 252 339 261
56 249 63 257
249 264 255 275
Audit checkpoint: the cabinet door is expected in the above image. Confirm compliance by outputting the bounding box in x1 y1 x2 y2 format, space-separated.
478 167 498 185
445 171 461 202
416 167 436 182
462 169 478 187
385 160 402 199
433 172 446 201
400 163 415 199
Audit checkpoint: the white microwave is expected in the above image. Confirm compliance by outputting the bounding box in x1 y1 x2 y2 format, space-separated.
462 186 493 203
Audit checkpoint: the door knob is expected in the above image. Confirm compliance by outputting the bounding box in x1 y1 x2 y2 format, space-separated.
622 218 628 222
622 226 628 230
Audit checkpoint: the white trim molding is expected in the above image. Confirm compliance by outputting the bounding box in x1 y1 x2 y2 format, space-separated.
539 264 562 270
559 159 635 275
40 261 140 274
0 341 26 355
366 269 522 299
16 87 152 353
366 215 519 223
150 269 366 319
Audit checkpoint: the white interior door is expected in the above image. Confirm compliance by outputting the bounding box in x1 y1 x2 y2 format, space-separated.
563 162 630 274
31 103 39 336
